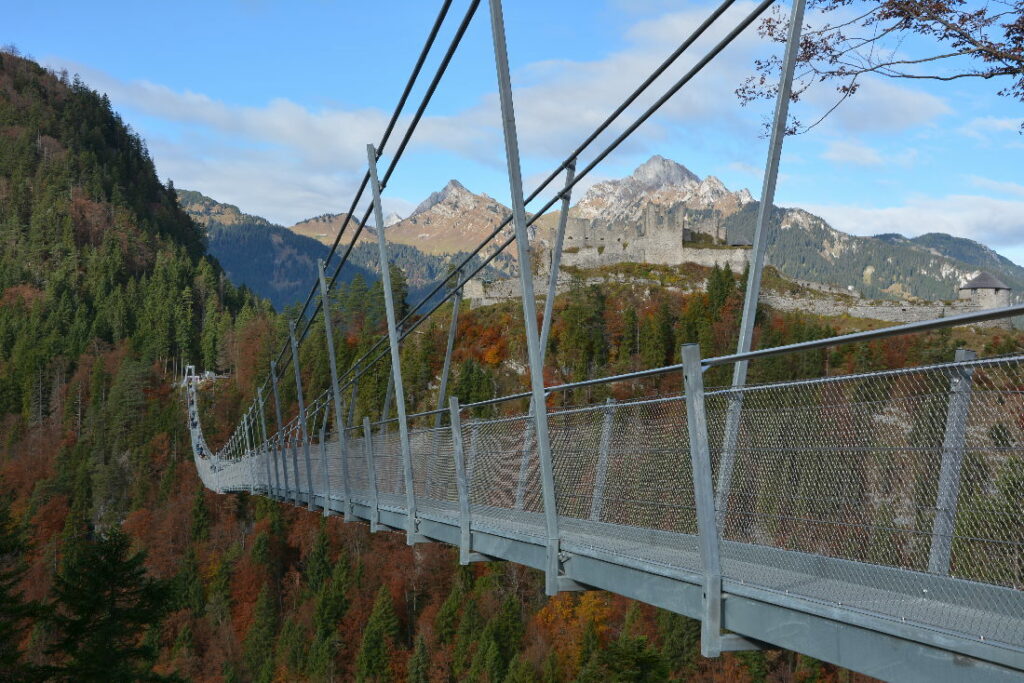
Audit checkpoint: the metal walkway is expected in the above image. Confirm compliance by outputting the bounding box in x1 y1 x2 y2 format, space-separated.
185 322 1024 682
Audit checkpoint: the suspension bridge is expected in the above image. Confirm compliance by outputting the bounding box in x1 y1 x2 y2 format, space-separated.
183 0 1024 680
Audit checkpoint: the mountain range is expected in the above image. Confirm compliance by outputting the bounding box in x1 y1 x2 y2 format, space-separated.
178 190 513 311
185 156 1023 311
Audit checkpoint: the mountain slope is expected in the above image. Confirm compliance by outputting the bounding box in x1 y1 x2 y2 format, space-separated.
288 212 378 247
177 189 378 311
385 179 515 255
179 190 513 311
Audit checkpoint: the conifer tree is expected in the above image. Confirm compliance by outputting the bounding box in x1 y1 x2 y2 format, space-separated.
189 486 209 542
355 584 400 682
46 528 173 681
407 635 430 683
0 496 37 682
244 583 278 683
304 525 331 593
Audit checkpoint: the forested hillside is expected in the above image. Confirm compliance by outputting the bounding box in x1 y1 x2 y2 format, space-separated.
179 189 514 312
2 50 1022 682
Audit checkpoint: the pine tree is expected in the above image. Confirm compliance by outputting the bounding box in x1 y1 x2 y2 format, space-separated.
175 546 204 613
189 486 209 542
245 583 278 682
46 528 173 681
0 496 38 681
503 655 537 683
657 610 699 676
355 584 400 682
407 635 430 683
304 525 331 593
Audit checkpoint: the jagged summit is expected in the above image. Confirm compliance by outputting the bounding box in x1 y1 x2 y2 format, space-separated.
630 155 700 191
388 179 510 255
412 179 475 217
573 155 752 222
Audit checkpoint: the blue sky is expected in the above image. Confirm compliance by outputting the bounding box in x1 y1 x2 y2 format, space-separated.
7 0 1024 264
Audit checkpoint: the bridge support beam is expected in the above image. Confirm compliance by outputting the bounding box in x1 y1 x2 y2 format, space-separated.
289 322 316 511
242 409 255 495
929 347 977 574
589 397 616 522
717 0 807 522
270 361 291 502
318 259 349 518
257 387 275 498
315 403 331 516
488 0 571 596
683 343 764 658
363 416 381 532
515 159 579 511
430 276 462 501
367 142 426 545
449 397 488 564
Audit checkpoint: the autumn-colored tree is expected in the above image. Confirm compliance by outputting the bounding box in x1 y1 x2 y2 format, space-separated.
739 0 1024 132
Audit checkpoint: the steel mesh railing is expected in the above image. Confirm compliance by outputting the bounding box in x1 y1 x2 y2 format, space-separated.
704 355 1024 647
410 424 459 522
186 354 1024 652
549 396 702 573
462 412 546 539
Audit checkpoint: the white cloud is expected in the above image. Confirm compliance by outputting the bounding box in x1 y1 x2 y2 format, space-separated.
968 176 1024 199
821 140 883 165
811 77 950 134
802 195 1024 253
958 116 1022 140
820 140 918 167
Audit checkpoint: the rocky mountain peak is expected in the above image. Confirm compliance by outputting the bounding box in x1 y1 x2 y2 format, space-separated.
412 179 475 216
630 155 701 191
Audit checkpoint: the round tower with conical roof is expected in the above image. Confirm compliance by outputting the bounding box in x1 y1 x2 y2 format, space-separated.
958 272 1011 310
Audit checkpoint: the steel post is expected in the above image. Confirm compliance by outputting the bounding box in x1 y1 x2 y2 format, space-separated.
449 397 486 564
289 321 316 511
318 407 330 516
270 361 290 501
488 0 565 595
367 143 423 544
682 343 724 657
717 0 807 519
318 259 348 517
363 416 380 532
242 409 255 494
257 386 275 498
589 397 616 522
928 348 977 575
539 158 576 355
431 278 462 499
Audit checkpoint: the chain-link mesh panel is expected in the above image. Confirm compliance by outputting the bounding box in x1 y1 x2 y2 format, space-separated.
344 426 372 505
551 396 702 572
372 421 407 512
463 413 546 539
706 356 1024 648
410 425 459 522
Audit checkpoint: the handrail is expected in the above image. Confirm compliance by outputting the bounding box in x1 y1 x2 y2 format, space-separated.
542 302 1024 395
